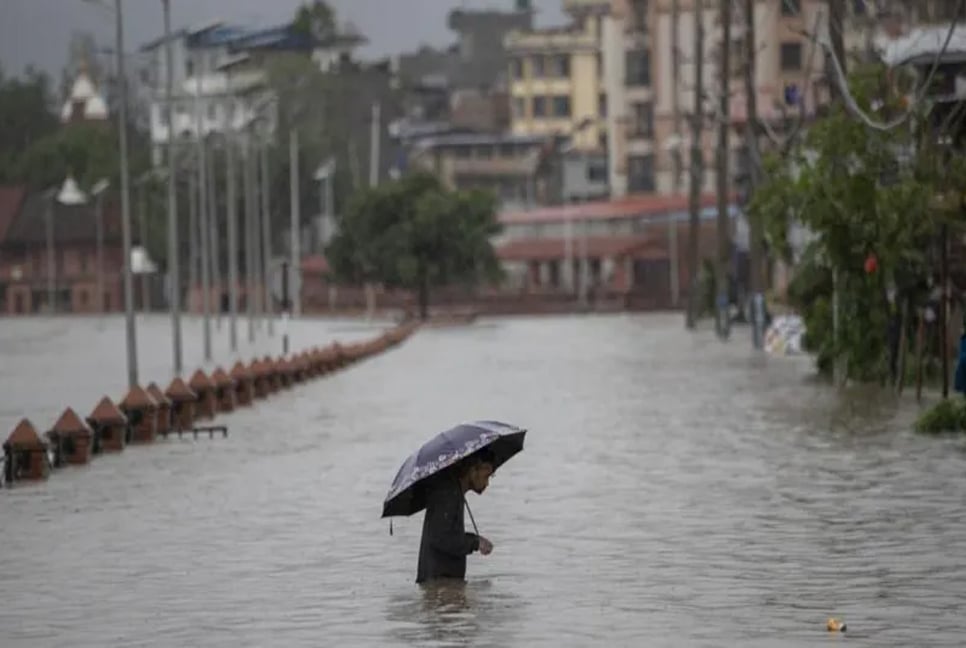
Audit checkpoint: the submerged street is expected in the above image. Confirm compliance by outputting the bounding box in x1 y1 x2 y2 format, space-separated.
2 314 965 647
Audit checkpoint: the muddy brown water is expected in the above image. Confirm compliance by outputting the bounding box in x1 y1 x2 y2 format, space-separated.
1 313 964 647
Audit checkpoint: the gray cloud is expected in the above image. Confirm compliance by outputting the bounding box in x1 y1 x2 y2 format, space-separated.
0 0 565 80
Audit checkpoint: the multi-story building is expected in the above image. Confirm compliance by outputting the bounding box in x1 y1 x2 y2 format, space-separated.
394 7 533 132
604 0 834 198
407 133 560 211
139 21 365 166
506 0 611 153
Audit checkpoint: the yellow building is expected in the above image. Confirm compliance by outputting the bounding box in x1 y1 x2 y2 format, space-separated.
505 0 611 152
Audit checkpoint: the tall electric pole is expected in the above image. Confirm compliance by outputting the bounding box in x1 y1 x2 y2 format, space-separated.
289 130 301 318
686 0 705 329
715 0 732 340
260 132 274 336
669 0 682 308
116 0 138 388
194 50 212 362
163 0 182 376
745 0 766 349
226 130 239 352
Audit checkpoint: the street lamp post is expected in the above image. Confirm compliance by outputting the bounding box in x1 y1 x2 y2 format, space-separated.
90 179 110 313
162 0 182 375
260 132 274 336
193 49 212 362
226 130 239 352
115 0 138 388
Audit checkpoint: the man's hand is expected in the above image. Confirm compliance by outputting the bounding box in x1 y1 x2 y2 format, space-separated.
478 536 493 555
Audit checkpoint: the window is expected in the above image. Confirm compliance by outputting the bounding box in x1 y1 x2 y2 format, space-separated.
185 58 195 78
631 0 649 32
627 154 655 192
596 52 604 79
532 96 547 117
780 42 802 71
532 55 545 78
552 95 571 118
512 97 526 119
851 0 867 15
551 54 570 78
587 160 608 183
625 49 650 86
781 0 801 16
599 93 607 118
630 102 653 137
510 57 524 80
207 102 217 121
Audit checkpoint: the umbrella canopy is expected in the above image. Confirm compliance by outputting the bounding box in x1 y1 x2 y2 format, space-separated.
382 420 526 518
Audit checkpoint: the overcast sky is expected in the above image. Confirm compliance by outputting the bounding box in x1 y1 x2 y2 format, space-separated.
0 0 565 79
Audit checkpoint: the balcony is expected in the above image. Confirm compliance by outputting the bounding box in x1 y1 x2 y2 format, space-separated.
506 27 598 54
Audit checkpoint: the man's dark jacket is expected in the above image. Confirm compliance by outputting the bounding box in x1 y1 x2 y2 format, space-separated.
416 475 479 583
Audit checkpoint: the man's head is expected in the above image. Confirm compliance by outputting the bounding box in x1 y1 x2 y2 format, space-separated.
461 450 495 494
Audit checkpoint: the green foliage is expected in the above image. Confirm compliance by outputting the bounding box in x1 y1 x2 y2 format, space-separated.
262 45 401 263
914 398 966 435
0 68 59 183
292 1 336 40
749 62 955 382
15 123 118 190
326 173 503 319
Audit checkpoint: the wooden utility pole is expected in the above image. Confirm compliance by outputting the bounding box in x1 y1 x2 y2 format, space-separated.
715 0 732 339
686 0 705 329
745 0 765 349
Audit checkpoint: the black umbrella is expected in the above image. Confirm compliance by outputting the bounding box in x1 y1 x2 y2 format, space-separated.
382 420 527 520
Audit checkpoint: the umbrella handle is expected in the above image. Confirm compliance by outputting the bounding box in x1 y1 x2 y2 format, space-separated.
463 497 481 537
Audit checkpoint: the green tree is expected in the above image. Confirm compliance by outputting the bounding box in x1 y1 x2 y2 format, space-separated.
750 63 950 382
0 66 59 183
262 49 399 253
13 121 152 193
292 1 336 40
326 173 503 319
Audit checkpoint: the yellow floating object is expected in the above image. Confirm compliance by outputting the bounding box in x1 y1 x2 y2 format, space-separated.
827 618 846 632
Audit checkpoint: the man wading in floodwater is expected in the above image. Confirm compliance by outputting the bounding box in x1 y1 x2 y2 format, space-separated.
416 452 495 584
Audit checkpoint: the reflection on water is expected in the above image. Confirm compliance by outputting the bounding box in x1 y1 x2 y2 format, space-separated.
1 314 965 647
386 579 524 647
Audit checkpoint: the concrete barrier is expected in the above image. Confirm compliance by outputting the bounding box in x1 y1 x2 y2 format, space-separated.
3 322 420 489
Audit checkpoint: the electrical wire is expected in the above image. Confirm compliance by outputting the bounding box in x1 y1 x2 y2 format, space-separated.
815 0 966 132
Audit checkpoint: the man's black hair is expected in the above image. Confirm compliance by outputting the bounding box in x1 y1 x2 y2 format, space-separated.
469 448 496 468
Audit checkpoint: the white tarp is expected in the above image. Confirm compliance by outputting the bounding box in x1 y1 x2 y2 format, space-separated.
765 314 806 357
879 24 966 67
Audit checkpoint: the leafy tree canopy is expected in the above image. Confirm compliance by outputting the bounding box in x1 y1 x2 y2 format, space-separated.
325 172 503 318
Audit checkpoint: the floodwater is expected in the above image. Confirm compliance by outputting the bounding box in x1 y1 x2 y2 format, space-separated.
1 313 965 647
